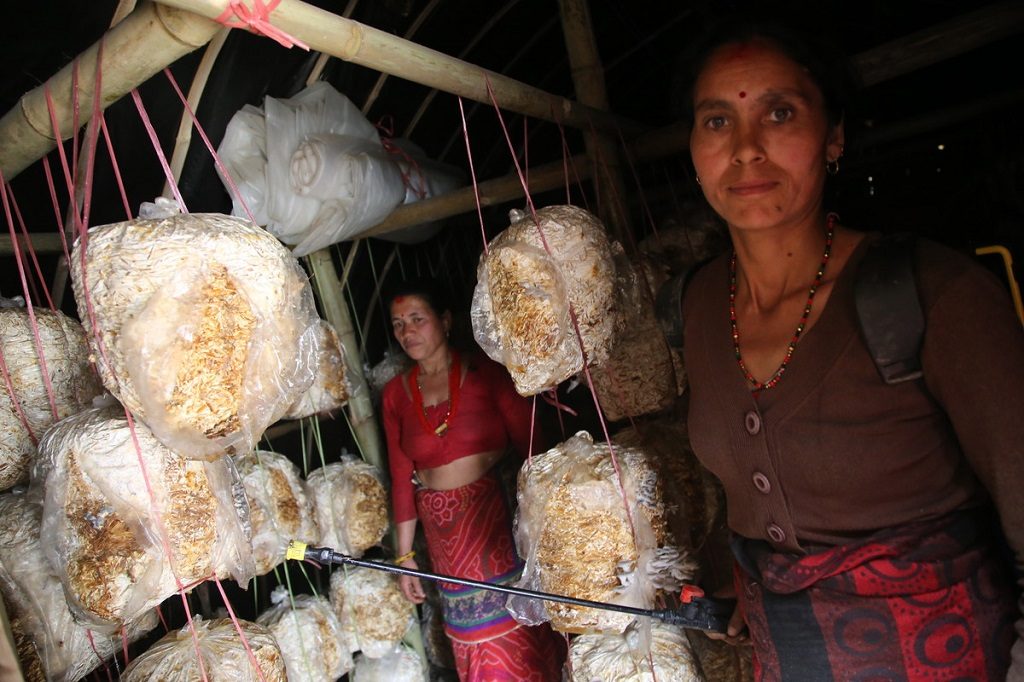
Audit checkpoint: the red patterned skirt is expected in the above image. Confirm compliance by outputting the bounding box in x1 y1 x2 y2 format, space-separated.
732 509 1016 681
415 471 565 681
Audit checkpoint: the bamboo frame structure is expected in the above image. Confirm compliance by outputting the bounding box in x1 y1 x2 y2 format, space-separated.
558 0 631 242
0 2 220 180
150 0 645 136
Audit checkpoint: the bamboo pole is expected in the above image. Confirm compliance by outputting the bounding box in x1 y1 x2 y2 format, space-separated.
304 249 385 471
557 0 631 243
361 120 691 238
0 120 693 253
150 0 645 137
0 2 220 181
165 27 232 194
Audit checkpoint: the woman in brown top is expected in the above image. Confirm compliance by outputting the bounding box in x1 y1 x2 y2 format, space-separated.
679 20 1024 681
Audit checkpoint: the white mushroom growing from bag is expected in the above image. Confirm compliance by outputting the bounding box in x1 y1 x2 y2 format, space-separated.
256 586 352 682
510 431 696 634
472 205 620 396
233 449 319 576
330 567 415 658
35 406 255 631
69 212 320 459
120 617 287 682
284 319 350 419
308 455 388 557
0 492 157 682
568 621 702 682
0 306 104 491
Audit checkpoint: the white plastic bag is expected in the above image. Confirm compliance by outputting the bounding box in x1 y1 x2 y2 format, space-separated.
217 82 464 254
329 567 415 658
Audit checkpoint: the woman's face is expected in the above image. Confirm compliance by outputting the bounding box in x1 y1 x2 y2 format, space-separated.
390 295 450 362
689 39 844 234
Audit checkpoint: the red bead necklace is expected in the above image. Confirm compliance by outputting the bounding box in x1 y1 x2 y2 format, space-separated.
729 214 836 392
409 349 461 436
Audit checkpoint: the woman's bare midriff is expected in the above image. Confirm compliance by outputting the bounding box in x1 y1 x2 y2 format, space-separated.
416 449 504 490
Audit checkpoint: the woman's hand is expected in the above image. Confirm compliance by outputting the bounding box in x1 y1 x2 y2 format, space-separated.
398 558 426 604
705 585 749 646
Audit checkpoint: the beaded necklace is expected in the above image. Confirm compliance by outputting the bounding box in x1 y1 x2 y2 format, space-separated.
409 349 461 436
730 213 836 392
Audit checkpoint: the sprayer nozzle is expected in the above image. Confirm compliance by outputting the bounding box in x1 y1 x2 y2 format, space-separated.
286 540 308 562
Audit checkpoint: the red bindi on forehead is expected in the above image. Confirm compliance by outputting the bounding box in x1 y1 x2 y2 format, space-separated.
739 91 746 98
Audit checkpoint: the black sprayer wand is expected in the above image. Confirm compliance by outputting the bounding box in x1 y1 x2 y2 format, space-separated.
286 541 732 633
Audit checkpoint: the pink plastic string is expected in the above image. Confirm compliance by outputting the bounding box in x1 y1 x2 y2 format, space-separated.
213 576 269 682
99 114 133 220
83 629 114 682
0 174 60 421
129 89 188 213
7 186 56 310
0 345 35 446
71 60 81 188
615 124 658 246
214 0 310 50
42 86 82 240
161 68 258 225
376 116 429 200
41 159 74 263
482 74 639 548
53 68 210 680
457 96 489 255
79 39 106 230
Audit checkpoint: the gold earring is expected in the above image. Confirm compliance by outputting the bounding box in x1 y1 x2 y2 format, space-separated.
695 175 702 186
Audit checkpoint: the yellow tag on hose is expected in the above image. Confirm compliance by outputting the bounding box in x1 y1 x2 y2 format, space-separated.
286 541 307 561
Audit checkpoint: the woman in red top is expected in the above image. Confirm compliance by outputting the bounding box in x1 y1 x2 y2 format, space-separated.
381 278 564 681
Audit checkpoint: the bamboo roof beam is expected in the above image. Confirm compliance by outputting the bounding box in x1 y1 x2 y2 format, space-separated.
853 1 1024 87
558 0 631 243
0 2 220 180
151 0 645 136
362 120 691 239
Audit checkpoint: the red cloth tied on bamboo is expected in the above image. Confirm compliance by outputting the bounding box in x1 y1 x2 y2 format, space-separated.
732 508 1016 682
415 471 564 681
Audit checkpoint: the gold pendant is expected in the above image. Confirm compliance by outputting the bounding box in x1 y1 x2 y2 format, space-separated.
434 422 449 437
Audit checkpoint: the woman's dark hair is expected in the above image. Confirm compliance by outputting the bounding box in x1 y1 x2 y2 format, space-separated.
384 276 452 317
675 16 857 129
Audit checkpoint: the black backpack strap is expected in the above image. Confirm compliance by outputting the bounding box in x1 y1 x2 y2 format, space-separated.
854 233 924 384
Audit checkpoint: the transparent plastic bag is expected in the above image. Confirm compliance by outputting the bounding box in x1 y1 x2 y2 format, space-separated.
233 450 319 576
568 620 702 681
0 492 157 682
471 205 619 395
509 431 695 634
1 307 104 491
284 319 350 420
121 616 287 681
587 245 677 421
256 586 351 682
329 567 415 658
308 455 388 557
69 212 320 459
34 406 255 631
352 644 427 682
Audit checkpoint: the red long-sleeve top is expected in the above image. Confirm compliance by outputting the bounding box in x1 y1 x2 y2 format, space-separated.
382 351 538 524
